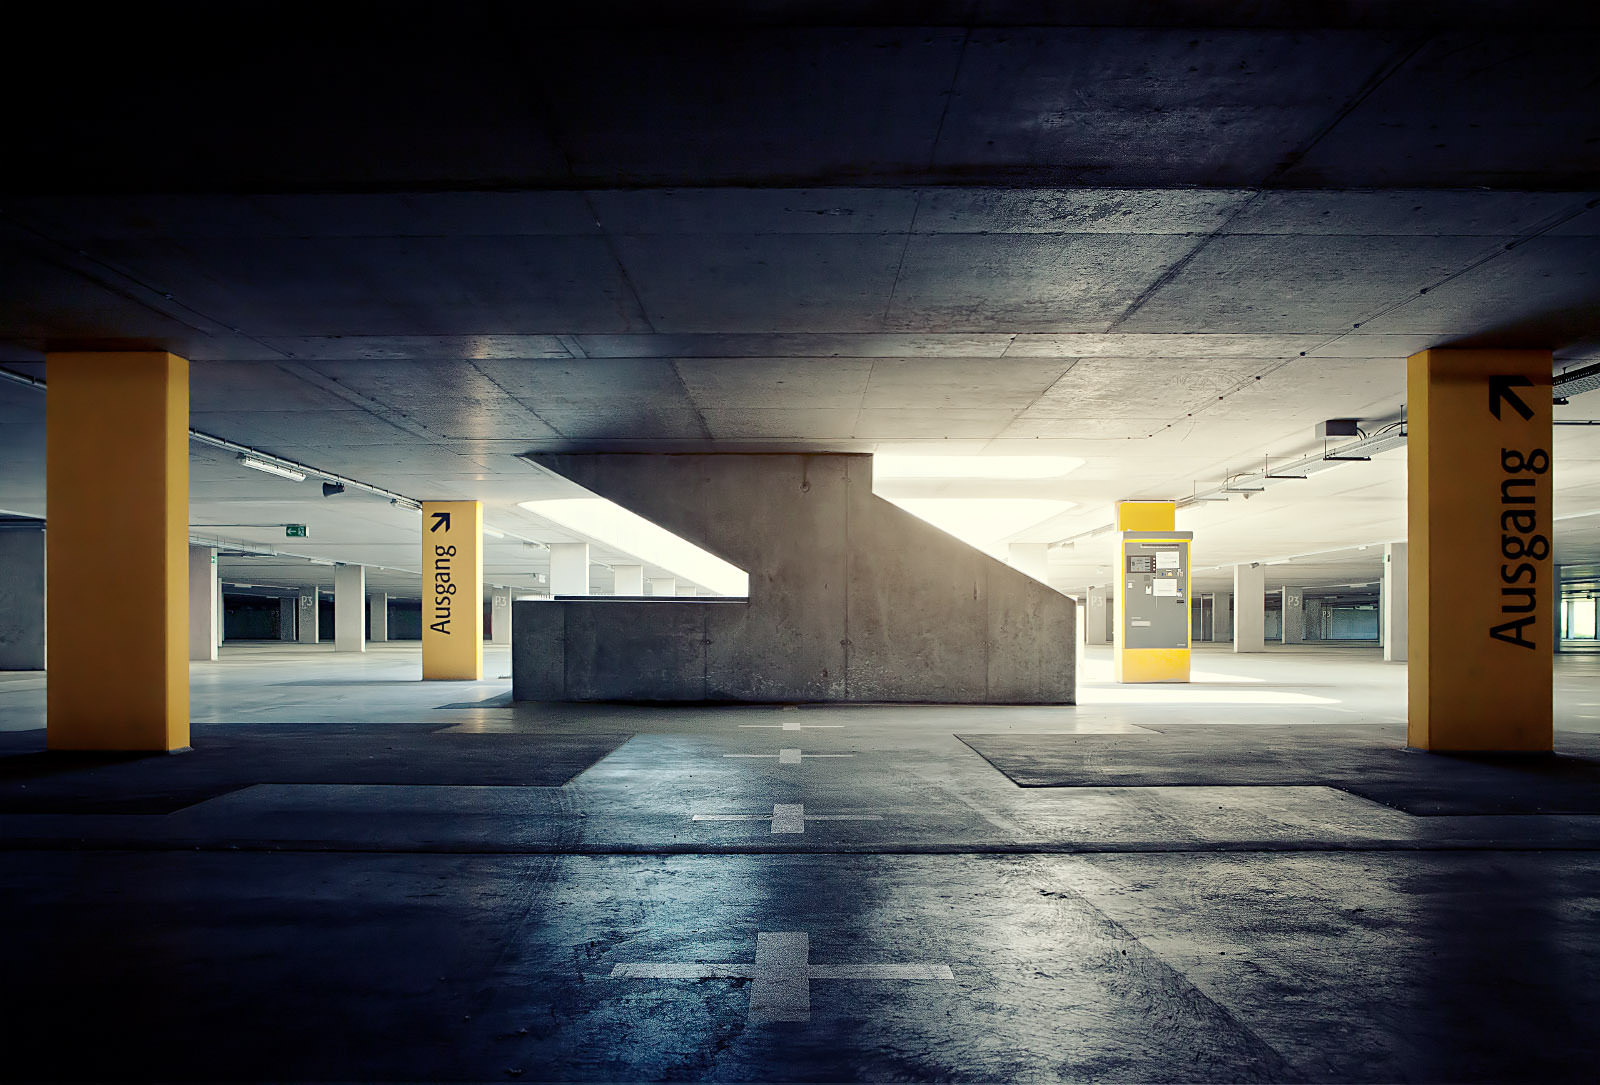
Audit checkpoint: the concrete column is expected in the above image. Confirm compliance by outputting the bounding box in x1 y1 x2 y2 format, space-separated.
490 585 513 644
1384 541 1408 662
1085 587 1111 645
46 351 189 751
279 596 296 640
1305 598 1324 642
613 564 645 596
1007 542 1050 584
649 577 677 597
1214 590 1233 642
368 592 388 643
0 523 46 670
215 571 224 650
1233 563 1265 653
549 542 590 596
188 545 219 662
297 590 319 644
334 564 365 652
1282 586 1305 643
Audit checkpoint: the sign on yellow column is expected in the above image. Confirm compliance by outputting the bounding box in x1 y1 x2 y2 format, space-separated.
421 501 483 680
1408 349 1553 751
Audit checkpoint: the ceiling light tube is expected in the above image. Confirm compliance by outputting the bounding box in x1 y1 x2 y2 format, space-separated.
237 454 306 482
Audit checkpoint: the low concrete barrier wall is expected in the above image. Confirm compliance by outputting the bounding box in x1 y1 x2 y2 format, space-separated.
512 453 1075 704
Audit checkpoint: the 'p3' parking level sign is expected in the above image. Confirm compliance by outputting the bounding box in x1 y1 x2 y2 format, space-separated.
421 500 483 681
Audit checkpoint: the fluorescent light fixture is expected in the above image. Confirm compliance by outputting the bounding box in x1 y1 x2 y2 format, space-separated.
873 455 1084 480
518 498 749 597
238 454 306 482
886 498 1074 557
482 526 506 539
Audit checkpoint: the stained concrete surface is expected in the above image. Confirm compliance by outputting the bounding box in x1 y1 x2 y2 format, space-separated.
2 642 1600 1081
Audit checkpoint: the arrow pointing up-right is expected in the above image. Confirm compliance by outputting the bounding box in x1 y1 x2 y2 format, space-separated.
1490 375 1535 421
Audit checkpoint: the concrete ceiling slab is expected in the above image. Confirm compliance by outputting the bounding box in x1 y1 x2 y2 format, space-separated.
590 189 922 235
933 28 1410 186
614 234 909 333
700 409 862 441
676 358 874 410
886 234 1195 331
87 237 649 337
910 188 1252 234
860 358 1073 409
1116 234 1507 334
1280 32 1600 189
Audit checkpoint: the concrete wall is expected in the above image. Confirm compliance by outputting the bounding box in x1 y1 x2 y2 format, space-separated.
514 453 1075 703
0 524 46 669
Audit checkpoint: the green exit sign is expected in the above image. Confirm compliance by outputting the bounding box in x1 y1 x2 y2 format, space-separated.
285 524 308 538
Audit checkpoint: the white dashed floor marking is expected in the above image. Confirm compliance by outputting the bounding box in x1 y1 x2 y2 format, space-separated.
693 802 881 834
611 931 955 1022
724 748 854 765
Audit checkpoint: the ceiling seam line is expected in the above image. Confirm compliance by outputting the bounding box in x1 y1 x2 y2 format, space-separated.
1104 193 1265 331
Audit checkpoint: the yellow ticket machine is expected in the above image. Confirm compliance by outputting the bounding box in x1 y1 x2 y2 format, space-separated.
1113 501 1192 683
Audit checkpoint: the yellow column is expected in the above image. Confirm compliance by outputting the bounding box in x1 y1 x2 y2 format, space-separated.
1408 348 1553 751
46 352 190 751
421 500 483 680
1113 501 1192 683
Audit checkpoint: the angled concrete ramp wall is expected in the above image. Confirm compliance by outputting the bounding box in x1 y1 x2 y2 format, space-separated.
513 453 1074 704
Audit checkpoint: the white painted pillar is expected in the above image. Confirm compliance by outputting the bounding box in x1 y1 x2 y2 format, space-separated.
677 584 698 596
1085 587 1111 645
296 590 319 644
1214 590 1233 642
649 577 677 597
368 592 388 642
1384 541 1408 662
549 543 590 596
279 596 296 640
0 524 47 670
490 585 513 644
1007 542 1050 584
334 564 365 652
1233 563 1265 653
613 563 645 595
188 545 218 661
1282 586 1305 644
214 571 225 650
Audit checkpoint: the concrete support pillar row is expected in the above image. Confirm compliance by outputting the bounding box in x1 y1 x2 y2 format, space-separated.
490 585 513 644
334 564 365 652
1282 586 1305 644
549 543 590 597
1085 587 1111 645
188 545 219 661
369 592 388 643
649 577 677 597
613 564 645 596
1384 541 1408 663
1214 590 1233 643
297 590 319 644
1233 563 1265 653
0 523 47 670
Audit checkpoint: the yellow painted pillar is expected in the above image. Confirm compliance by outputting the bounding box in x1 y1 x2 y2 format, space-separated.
1408 348 1553 751
46 352 190 751
421 500 483 680
1113 501 1192 683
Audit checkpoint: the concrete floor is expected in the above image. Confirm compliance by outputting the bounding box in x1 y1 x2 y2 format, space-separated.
2 644 1598 1082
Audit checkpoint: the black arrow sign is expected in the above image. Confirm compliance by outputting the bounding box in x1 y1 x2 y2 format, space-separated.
1490 375 1535 421
429 511 451 533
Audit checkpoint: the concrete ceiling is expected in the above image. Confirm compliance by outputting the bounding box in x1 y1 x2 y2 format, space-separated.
3 3 1600 603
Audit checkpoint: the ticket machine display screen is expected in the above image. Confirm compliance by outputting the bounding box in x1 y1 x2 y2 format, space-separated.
1127 554 1156 573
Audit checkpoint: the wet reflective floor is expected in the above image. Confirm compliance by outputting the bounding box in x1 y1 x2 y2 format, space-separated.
2 643 1598 1082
